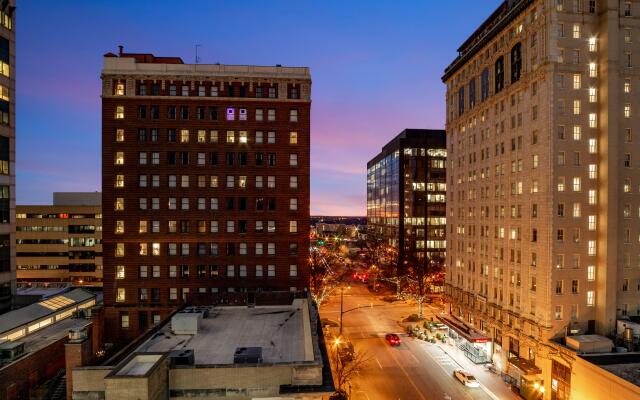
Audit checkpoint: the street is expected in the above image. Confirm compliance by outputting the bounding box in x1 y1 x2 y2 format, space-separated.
320 283 506 400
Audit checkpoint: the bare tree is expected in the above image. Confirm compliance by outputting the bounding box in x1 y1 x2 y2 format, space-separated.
329 343 369 391
309 248 340 308
403 255 444 318
366 228 403 296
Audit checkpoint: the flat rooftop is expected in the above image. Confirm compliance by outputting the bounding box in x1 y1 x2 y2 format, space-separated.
581 352 640 387
136 303 308 365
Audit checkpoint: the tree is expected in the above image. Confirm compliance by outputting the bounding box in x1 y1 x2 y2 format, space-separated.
329 340 369 392
403 254 444 319
309 248 341 308
365 228 402 296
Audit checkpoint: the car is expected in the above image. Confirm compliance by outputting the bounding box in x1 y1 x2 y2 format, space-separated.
453 369 480 388
385 333 401 346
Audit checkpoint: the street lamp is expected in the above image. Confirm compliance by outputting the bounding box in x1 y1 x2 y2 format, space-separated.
339 286 351 336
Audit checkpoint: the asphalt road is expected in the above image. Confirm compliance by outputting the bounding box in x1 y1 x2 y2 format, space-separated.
321 283 495 400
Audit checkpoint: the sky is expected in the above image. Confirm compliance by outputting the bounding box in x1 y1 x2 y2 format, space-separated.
17 0 502 216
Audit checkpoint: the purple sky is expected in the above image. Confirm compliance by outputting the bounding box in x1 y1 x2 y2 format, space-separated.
16 0 501 215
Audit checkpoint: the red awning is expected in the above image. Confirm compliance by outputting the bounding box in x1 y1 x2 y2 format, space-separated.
437 314 490 343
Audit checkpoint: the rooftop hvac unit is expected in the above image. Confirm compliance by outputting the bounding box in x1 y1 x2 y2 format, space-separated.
0 341 25 364
68 327 88 342
170 349 195 367
233 347 263 364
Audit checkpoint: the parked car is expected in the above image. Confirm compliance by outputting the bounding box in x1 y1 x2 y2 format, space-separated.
385 333 401 346
338 341 354 363
453 370 480 387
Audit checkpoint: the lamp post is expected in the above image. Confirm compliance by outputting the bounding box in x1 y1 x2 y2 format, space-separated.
339 286 350 336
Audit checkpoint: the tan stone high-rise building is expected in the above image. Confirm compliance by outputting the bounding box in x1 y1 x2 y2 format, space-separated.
443 0 640 397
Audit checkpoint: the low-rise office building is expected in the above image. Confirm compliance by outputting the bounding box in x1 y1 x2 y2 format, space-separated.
16 192 102 287
70 296 331 400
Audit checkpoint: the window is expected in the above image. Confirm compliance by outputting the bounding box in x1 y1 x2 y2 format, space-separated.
289 221 297 233
239 131 248 144
588 37 597 52
116 265 125 279
588 87 596 102
572 24 580 39
114 106 125 120
227 265 235 277
289 109 298 122
572 280 579 294
289 154 298 167
573 99 581 115
625 78 631 93
625 103 631 118
587 290 594 306
588 164 597 179
589 190 597 204
268 265 276 277
121 312 129 328
116 288 126 302
268 86 276 98
588 240 596 256
495 56 504 93
555 306 563 320
267 109 276 121
558 176 565 192
289 198 298 211
589 62 597 77
290 176 298 189
589 113 597 128
289 265 297 277
268 242 275 255
588 215 596 231
139 175 148 188
255 109 263 121
624 1 632 17
268 176 275 189
268 131 276 144
588 138 597 153
572 177 581 191
625 153 632 167
289 132 298 144
573 74 581 89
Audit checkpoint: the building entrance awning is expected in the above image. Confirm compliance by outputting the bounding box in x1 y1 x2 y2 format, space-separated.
508 356 542 376
437 314 490 344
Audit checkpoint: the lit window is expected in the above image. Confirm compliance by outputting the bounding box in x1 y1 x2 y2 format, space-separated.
152 243 160 256
116 83 125 96
589 113 597 128
289 220 298 233
116 265 125 279
588 240 596 256
588 138 597 153
557 177 565 192
115 175 124 188
573 99 581 115
116 129 124 142
572 177 581 192
115 152 124 165
573 74 581 89
624 179 631 193
589 62 597 77
572 24 580 39
226 131 235 143
116 243 125 257
227 220 235 233
115 197 124 211
239 176 247 188
115 106 125 119
289 265 298 277
588 164 597 179
588 190 597 204
239 108 247 121
587 266 595 281
116 288 126 302
587 290 594 306
625 79 631 93
588 37 597 52
116 220 125 234
290 132 298 144
239 131 248 144
625 103 631 118
573 203 581 217
588 215 596 231
267 176 275 188
180 129 189 143
573 125 581 140
588 87 596 103
139 220 147 233
227 107 235 121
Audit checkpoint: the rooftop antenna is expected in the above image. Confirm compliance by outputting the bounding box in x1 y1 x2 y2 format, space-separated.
195 44 202 64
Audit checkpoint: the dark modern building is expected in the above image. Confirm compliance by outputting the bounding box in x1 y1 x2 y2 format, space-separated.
101 48 311 342
0 1 14 313
366 129 446 272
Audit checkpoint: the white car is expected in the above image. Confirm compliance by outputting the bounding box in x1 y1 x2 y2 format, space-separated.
453 370 480 388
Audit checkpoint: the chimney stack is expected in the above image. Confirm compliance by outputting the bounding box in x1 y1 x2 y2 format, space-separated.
118 45 123 56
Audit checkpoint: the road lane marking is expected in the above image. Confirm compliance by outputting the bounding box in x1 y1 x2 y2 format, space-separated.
409 352 420 364
375 357 382 369
382 338 427 400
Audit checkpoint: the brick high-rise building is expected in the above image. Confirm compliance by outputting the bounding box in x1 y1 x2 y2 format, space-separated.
443 0 640 397
0 1 14 313
101 48 311 342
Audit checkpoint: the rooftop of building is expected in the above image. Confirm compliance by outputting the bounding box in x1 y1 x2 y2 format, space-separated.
367 128 447 168
102 47 311 80
581 353 640 387
135 299 312 365
53 192 101 206
0 288 96 339
15 283 72 298
442 0 533 82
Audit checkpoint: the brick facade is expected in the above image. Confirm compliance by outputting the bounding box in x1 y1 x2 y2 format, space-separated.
101 52 311 342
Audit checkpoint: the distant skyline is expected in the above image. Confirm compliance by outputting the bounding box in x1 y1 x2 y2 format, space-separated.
17 0 502 215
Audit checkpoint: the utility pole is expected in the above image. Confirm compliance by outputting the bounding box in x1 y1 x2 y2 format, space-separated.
339 286 344 336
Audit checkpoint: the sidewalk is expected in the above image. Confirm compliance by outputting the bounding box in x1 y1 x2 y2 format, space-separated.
433 341 516 400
